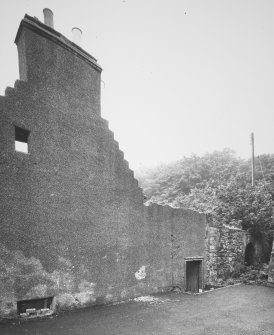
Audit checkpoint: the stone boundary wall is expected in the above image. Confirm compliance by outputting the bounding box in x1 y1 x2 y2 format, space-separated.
206 225 247 284
144 204 207 291
268 241 274 286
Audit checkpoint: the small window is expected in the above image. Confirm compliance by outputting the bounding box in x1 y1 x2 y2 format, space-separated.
15 126 30 153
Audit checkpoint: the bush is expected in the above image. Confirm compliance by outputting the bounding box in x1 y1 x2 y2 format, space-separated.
231 263 248 278
226 278 235 285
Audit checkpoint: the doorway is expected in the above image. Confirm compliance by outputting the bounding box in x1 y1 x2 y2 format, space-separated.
185 260 202 293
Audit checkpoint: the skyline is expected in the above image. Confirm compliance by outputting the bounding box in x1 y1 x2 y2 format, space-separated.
0 0 274 170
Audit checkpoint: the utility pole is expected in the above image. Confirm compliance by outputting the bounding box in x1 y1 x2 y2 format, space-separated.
251 132 255 186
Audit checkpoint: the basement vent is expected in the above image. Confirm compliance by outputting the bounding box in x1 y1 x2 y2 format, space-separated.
17 297 54 316
15 126 30 153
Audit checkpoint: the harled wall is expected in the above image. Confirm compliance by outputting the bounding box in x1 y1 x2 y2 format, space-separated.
0 15 207 317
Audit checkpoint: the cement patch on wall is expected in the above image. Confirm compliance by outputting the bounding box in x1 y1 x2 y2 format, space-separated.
135 266 146 280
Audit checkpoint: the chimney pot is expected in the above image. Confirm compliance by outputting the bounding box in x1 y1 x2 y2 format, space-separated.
43 8 54 28
72 27 82 46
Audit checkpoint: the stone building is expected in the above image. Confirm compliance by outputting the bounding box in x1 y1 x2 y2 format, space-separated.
0 10 208 317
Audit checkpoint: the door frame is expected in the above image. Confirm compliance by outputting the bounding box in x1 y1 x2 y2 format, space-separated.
184 257 204 292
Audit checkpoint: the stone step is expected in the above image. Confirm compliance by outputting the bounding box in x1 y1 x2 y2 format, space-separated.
5 86 15 96
14 79 27 90
0 95 5 104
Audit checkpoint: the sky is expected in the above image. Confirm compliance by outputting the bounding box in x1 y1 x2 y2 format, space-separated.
0 0 274 170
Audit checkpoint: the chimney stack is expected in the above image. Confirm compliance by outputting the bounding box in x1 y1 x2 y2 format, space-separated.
43 8 54 28
72 27 82 46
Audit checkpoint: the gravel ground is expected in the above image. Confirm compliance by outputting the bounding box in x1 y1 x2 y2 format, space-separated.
0 285 273 335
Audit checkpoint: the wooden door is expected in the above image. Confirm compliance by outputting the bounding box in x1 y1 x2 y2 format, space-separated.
186 261 200 293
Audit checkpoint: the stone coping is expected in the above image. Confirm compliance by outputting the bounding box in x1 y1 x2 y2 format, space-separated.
15 15 102 73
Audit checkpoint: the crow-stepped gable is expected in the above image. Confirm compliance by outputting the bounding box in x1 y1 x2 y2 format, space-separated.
0 10 207 317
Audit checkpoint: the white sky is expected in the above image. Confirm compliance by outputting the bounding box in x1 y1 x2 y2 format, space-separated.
1 0 274 170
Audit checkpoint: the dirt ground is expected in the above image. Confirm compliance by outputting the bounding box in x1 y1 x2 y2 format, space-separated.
1 285 273 335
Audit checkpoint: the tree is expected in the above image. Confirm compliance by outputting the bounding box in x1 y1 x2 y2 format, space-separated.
137 150 274 261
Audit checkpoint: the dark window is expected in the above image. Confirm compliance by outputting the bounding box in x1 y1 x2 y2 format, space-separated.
15 126 30 153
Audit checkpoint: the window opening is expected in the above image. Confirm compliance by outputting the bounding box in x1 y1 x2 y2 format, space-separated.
15 126 30 153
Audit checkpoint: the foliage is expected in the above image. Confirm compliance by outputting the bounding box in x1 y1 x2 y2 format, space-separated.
231 263 269 285
137 150 274 245
137 149 241 201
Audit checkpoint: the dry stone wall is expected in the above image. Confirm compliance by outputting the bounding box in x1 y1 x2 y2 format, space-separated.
206 224 247 284
268 241 274 286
